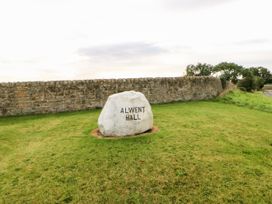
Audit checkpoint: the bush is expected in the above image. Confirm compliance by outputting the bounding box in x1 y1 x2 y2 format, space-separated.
238 77 254 92
254 77 265 90
238 76 264 92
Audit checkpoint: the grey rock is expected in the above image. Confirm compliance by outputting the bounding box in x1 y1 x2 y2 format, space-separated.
98 91 153 136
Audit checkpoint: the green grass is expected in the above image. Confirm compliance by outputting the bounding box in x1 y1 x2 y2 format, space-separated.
217 89 272 113
1 93 272 203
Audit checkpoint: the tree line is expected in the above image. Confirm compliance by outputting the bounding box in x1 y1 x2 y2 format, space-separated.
186 62 272 91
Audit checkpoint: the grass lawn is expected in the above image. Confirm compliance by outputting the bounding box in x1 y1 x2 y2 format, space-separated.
217 90 272 113
0 92 272 203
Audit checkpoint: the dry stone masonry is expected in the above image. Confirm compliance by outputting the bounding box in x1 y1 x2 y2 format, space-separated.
0 76 223 117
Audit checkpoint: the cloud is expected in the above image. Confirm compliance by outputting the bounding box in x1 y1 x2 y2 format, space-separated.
165 0 234 9
75 42 174 79
234 38 270 46
0 58 38 64
77 42 167 60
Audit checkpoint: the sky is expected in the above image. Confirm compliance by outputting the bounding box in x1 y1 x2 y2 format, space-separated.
0 0 271 82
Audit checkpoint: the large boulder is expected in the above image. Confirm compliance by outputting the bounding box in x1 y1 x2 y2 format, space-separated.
98 91 153 137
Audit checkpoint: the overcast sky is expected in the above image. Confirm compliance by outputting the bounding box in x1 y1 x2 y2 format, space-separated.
0 0 271 82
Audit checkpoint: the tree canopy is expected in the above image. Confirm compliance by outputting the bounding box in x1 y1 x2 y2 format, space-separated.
185 62 272 92
186 63 213 77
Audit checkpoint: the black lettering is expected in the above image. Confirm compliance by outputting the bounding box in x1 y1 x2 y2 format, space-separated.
128 107 134 113
120 108 124 113
125 108 128 113
125 114 130 120
122 106 146 118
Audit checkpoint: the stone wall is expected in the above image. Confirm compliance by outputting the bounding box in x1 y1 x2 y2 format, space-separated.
0 77 222 116
263 84 272 91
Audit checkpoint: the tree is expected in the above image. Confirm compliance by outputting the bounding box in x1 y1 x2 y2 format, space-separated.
213 62 244 84
186 63 213 76
248 67 272 84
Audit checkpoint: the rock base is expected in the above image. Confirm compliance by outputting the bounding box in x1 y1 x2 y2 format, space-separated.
90 126 159 139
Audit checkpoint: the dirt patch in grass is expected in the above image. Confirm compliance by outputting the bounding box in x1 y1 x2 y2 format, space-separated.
91 126 159 139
